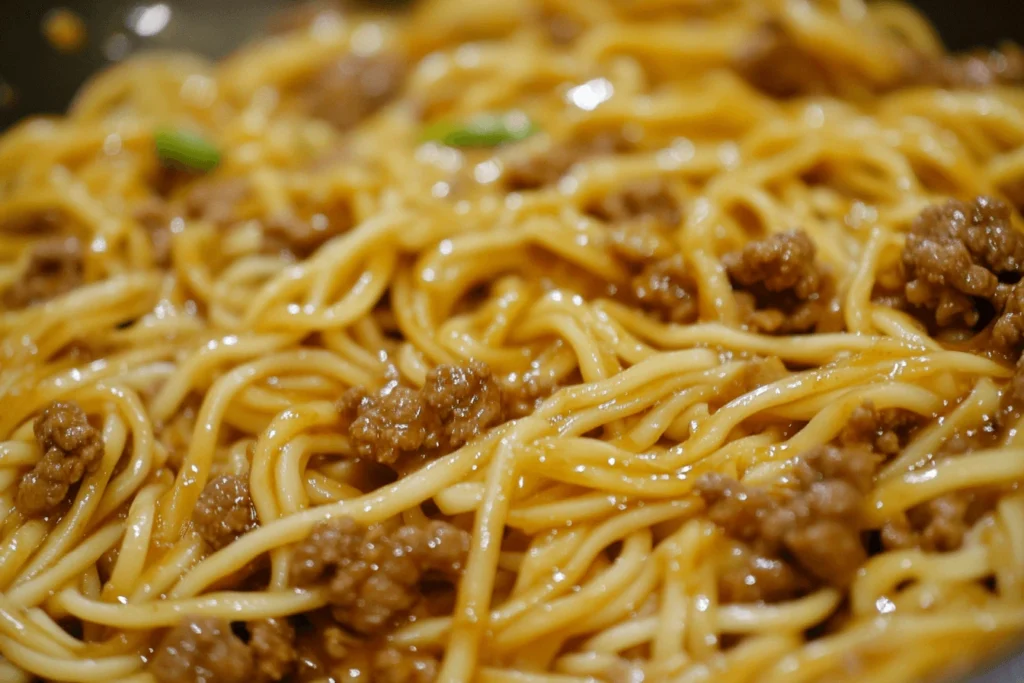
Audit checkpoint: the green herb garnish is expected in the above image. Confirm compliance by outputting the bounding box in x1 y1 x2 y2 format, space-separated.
154 127 221 173
421 112 538 148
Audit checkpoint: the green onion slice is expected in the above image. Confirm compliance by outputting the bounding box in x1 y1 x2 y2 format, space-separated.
154 127 221 172
421 112 538 148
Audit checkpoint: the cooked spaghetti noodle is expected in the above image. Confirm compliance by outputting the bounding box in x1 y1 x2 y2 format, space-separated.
3 0 1024 681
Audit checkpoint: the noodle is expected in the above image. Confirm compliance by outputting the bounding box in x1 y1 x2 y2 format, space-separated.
3 0 1024 680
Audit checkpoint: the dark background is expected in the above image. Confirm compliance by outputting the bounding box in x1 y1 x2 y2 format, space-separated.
1 0 1024 681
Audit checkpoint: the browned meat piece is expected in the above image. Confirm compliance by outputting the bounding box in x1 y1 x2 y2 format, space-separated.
717 544 811 604
149 617 252 683
261 209 351 259
247 618 296 683
504 131 632 191
838 401 921 456
193 475 259 551
882 489 999 552
586 179 681 229
184 178 250 226
133 198 176 267
339 386 439 465
17 401 103 516
905 44 1024 90
540 8 582 46
993 281 1024 354
4 237 84 309
297 53 407 130
502 371 555 419
697 445 878 601
902 196 1024 328
373 646 440 683
422 361 506 451
338 360 507 465
290 516 470 635
725 230 820 298
723 230 832 334
734 22 832 98
630 255 699 324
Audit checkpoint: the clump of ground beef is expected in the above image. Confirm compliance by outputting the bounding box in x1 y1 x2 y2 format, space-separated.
734 21 833 98
149 617 253 683
504 131 632 191
338 360 507 466
838 401 921 457
902 196 1024 329
247 618 297 683
696 445 878 602
723 229 834 334
585 179 681 229
580 178 698 323
296 53 407 130
4 237 85 309
193 475 259 551
904 44 1024 90
290 516 470 635
629 255 700 324
261 209 351 259
16 401 104 516
881 488 1000 553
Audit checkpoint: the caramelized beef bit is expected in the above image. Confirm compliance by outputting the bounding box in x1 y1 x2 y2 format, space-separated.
734 22 831 98
504 131 632 191
502 372 555 419
134 198 177 266
4 237 84 309
193 475 258 551
422 361 505 451
630 255 699 324
697 445 878 601
725 230 820 297
338 360 507 465
298 53 407 130
882 489 999 552
149 617 252 683
290 517 470 635
373 646 440 683
184 178 250 226
905 44 1024 90
838 401 921 456
586 179 681 229
339 386 437 466
724 230 831 334
247 618 296 683
261 210 350 259
993 281 1024 354
718 544 812 604
16 401 103 516
902 196 1024 328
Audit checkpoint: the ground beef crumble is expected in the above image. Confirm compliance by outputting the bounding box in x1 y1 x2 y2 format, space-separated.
149 617 253 683
297 53 407 131
338 360 508 466
247 618 297 682
902 196 1024 330
723 229 833 334
16 401 103 516
4 236 85 309
697 445 878 602
290 516 470 636
504 131 632 191
193 475 259 551
881 489 999 552
630 255 700 324
838 401 921 457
